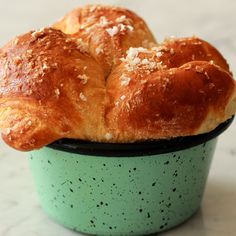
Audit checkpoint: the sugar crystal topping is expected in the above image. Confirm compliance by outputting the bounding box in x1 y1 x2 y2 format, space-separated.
155 51 163 57
127 25 134 31
94 13 134 38
195 66 204 73
72 38 88 53
54 88 60 97
121 47 166 72
96 45 104 54
31 28 46 39
120 95 126 100
170 48 175 55
99 16 109 27
78 74 89 84
79 92 87 101
120 75 131 86
106 26 119 36
116 15 126 23
14 38 19 45
204 71 210 80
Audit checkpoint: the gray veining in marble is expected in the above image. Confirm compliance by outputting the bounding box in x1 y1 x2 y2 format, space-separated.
0 0 236 235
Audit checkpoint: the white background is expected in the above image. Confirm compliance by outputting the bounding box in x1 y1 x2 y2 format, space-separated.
0 0 235 235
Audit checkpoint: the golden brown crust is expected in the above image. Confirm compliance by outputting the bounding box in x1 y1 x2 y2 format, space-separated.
53 4 156 77
155 37 230 72
106 61 234 142
0 5 235 150
105 37 235 142
0 28 106 150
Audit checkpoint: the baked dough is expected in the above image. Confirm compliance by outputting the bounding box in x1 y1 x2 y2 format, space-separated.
0 5 235 150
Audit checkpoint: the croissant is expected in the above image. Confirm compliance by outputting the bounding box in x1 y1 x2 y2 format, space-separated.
0 4 235 151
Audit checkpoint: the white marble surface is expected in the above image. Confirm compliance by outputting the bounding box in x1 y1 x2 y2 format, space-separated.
0 0 236 235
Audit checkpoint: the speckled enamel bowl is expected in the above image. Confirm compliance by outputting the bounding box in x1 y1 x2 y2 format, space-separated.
29 118 233 236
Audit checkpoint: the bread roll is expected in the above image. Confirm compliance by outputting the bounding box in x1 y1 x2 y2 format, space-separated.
54 4 156 76
0 5 235 150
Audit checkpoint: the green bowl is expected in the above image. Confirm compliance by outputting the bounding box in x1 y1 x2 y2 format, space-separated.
29 118 233 236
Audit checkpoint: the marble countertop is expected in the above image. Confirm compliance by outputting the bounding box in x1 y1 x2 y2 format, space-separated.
0 0 236 235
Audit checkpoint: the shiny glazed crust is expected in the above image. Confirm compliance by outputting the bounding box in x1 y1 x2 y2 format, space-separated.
53 5 156 77
0 5 235 150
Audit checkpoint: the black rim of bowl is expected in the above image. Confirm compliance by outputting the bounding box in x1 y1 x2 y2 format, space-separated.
47 117 234 157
